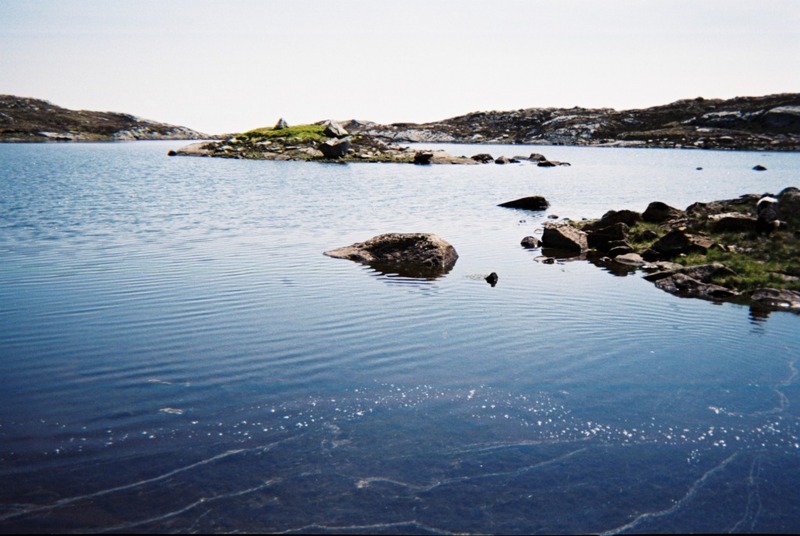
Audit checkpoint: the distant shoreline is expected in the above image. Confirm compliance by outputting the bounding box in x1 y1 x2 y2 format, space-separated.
3 93 798 151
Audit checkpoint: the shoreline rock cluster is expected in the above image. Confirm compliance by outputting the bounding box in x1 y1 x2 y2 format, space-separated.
516 187 800 315
324 188 799 316
173 119 576 165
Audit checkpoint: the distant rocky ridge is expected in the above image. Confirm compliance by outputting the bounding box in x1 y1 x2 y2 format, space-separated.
0 95 208 142
344 94 800 151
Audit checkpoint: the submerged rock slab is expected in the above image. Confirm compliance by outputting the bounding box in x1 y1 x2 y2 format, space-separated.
324 233 458 277
751 288 800 312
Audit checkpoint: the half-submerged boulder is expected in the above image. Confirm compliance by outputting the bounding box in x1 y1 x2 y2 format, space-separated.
647 263 739 300
324 232 458 277
498 196 550 211
751 288 800 312
471 153 494 163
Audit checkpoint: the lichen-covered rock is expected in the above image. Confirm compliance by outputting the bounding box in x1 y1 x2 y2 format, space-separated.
324 233 458 277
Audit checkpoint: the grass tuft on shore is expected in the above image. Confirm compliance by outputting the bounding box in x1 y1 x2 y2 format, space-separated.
676 230 800 292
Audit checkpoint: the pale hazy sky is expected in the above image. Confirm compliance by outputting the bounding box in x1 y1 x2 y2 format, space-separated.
1 0 798 135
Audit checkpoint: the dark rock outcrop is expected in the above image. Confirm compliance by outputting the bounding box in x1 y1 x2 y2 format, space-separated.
520 236 542 249
414 151 434 164
710 213 757 233
319 137 352 158
498 196 550 211
584 209 642 230
777 187 800 227
324 233 458 277
643 229 714 260
471 153 494 163
642 202 684 224
587 222 630 252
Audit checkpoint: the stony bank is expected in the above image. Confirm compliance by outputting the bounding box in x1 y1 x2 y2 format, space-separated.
522 187 800 315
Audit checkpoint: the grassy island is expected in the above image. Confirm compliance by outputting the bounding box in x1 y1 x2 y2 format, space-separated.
172 121 475 164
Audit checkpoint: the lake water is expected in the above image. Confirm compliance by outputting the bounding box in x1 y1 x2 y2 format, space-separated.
1 141 799 533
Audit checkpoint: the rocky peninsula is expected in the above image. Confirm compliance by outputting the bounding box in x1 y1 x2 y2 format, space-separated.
0 95 208 142
522 187 800 315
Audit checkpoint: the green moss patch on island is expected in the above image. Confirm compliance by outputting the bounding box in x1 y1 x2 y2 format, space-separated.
238 124 327 143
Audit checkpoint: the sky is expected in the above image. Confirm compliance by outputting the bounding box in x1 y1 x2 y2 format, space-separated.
1 0 798 135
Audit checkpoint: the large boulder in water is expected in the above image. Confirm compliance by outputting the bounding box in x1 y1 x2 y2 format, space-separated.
541 223 588 251
498 195 550 211
324 233 458 277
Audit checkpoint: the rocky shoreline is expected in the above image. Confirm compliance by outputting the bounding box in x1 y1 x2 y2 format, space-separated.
323 189 799 316
346 93 800 151
523 188 800 316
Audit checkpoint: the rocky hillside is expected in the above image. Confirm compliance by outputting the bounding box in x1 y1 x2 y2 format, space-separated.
0 95 208 142
346 94 800 151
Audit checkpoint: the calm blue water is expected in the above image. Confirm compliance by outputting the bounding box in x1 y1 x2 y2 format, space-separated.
1 141 799 533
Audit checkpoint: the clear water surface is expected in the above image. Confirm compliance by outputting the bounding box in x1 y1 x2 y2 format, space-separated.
1 141 799 533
